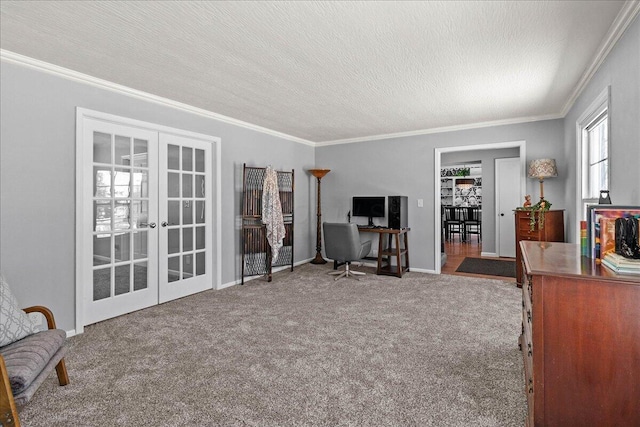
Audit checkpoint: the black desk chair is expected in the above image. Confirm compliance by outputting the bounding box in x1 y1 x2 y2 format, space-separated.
463 207 482 243
444 207 464 242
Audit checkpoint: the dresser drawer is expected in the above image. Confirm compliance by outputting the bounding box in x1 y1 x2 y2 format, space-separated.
523 321 533 373
518 219 539 234
523 280 533 313
519 235 537 242
521 292 534 426
526 384 535 427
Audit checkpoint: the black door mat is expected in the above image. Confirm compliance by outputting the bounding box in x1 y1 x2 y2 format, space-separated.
455 257 516 278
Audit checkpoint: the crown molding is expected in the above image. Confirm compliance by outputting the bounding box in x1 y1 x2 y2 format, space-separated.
561 0 640 116
0 49 315 147
3 0 637 152
315 114 562 147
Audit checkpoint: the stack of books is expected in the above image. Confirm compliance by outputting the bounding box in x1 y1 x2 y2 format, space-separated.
602 252 640 275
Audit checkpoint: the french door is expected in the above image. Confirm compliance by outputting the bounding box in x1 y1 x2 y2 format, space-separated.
158 134 212 303
78 110 216 328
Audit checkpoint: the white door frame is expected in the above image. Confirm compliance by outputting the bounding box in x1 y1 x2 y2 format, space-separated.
433 140 526 274
75 108 222 334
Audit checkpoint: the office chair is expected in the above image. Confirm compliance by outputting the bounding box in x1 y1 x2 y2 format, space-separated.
323 223 372 280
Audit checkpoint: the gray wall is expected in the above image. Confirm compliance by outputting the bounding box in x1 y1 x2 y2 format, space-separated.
315 119 565 271
0 61 315 331
563 15 640 240
441 147 520 254
1 15 638 332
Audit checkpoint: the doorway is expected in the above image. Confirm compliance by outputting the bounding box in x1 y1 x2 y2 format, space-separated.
440 163 483 270
434 141 526 275
75 109 221 332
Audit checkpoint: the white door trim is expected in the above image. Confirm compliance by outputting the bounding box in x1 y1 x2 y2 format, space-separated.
433 140 526 274
75 107 222 334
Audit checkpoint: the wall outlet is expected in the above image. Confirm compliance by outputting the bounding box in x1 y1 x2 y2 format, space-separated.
417 199 424 208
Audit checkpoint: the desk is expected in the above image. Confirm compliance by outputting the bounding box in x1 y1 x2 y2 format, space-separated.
358 227 410 277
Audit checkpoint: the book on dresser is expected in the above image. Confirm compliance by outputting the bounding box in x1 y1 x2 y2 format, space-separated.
602 252 640 275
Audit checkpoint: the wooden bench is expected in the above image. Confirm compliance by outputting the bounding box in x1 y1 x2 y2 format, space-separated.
1 306 69 427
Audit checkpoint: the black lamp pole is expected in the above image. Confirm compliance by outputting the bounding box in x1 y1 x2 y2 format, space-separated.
308 169 330 264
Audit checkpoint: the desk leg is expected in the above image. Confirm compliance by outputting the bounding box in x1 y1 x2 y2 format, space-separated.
395 233 402 278
377 235 384 275
404 232 410 273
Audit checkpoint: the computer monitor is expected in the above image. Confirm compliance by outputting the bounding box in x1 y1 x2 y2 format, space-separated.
352 196 385 227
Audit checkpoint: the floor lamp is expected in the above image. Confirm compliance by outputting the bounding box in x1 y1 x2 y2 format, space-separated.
309 169 330 264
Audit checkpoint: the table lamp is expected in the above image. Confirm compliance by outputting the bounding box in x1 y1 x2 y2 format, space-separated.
528 159 557 202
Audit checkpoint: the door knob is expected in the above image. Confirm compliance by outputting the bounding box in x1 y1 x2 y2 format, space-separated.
140 222 156 228
161 221 169 227
500 213 505 217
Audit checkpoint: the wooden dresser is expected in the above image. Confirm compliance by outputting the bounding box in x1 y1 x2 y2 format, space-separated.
519 241 640 427
515 209 564 286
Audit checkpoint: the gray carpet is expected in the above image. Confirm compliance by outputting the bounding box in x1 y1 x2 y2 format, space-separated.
20 264 525 426
455 257 516 278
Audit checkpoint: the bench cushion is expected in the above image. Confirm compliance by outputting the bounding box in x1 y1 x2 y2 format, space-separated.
0 329 67 396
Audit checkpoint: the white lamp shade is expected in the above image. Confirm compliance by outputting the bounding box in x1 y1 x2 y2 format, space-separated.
528 159 558 179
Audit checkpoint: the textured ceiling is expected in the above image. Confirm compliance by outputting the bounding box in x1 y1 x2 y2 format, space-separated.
0 1 631 143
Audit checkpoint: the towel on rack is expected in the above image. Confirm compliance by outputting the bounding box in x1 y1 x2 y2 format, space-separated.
262 167 286 263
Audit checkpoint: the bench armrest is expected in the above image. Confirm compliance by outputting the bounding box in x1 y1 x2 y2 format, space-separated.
23 306 57 330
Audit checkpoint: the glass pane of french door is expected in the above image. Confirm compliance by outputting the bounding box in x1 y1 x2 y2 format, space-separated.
159 134 212 303
83 119 158 325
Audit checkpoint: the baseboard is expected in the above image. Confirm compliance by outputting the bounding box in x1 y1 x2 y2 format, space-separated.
66 329 77 338
218 280 240 290
481 252 498 258
219 257 314 290
331 260 436 275
360 260 378 268
408 267 438 274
